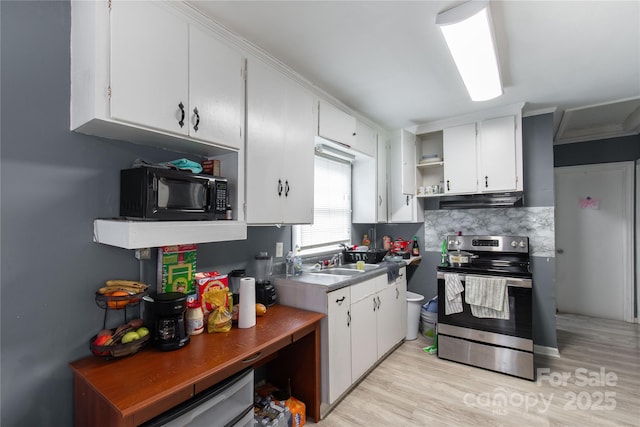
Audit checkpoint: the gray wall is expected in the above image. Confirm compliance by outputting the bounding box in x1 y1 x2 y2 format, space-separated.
522 113 557 349
554 134 640 166
0 2 289 425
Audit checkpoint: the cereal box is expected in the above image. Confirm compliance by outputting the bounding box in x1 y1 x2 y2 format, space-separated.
158 244 198 306
195 272 229 314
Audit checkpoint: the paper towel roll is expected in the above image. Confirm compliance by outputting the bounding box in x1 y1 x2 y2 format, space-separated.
238 277 256 329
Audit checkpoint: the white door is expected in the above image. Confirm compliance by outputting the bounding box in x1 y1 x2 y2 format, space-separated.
377 136 388 222
443 123 477 194
555 162 634 322
327 289 351 403
350 295 377 382
188 25 244 149
245 59 286 223
478 116 517 192
110 1 189 135
281 80 315 224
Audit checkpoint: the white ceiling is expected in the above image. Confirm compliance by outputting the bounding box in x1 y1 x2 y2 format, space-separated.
187 0 640 142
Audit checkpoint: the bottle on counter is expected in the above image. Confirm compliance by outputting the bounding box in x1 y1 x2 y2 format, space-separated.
412 236 420 256
441 238 447 265
186 306 204 335
362 233 371 247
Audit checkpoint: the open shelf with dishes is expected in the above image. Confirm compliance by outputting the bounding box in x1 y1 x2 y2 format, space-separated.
415 130 445 197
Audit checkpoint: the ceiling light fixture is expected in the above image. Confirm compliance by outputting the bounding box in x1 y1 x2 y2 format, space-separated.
436 0 502 101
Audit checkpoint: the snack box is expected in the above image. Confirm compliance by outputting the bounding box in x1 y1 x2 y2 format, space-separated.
195 272 229 313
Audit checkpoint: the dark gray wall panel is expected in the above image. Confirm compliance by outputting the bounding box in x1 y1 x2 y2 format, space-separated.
523 113 555 207
554 134 640 167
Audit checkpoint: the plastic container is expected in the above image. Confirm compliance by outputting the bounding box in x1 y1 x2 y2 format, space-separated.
406 291 425 340
186 306 204 335
421 296 438 340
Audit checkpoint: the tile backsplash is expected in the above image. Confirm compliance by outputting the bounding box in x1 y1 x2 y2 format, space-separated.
423 207 555 257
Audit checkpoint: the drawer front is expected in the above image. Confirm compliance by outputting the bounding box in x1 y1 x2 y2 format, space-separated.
328 287 350 314
350 278 376 304
194 336 290 394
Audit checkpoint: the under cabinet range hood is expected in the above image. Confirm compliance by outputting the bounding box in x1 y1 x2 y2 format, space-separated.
439 191 524 209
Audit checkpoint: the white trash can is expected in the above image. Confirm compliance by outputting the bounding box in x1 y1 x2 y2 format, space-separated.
406 291 425 340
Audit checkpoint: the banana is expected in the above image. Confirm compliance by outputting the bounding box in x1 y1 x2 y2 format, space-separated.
105 280 147 289
98 280 148 295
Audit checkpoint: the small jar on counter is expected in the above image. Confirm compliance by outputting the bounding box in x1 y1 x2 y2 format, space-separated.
186 306 204 335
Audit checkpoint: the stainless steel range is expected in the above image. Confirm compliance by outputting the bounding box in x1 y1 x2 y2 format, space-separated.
436 235 534 380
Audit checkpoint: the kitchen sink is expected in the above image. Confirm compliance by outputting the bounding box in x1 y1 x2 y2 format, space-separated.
309 268 363 276
337 263 382 271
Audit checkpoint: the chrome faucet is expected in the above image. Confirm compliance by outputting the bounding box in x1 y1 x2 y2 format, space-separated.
330 253 343 267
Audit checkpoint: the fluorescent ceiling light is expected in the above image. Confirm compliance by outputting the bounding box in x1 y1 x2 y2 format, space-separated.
315 144 355 163
436 0 502 101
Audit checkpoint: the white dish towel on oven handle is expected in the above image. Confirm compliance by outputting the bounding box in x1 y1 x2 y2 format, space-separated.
444 273 464 315
465 275 510 319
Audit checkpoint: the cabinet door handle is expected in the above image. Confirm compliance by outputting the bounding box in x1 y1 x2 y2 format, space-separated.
336 296 345 305
446 180 450 191
377 296 381 309
284 180 290 197
178 102 185 128
406 195 410 206
373 297 377 311
378 195 382 206
485 176 488 188
241 352 262 363
193 107 200 132
277 179 283 197
396 288 399 299
347 310 351 327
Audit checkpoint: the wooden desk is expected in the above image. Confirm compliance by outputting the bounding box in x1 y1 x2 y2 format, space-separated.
70 305 324 427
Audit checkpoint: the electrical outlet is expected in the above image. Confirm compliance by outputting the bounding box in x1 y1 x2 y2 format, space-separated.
135 247 151 260
275 242 284 258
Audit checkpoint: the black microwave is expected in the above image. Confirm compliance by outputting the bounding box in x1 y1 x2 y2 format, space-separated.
120 166 228 220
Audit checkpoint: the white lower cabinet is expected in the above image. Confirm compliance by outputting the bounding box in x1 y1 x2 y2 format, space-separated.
327 287 352 404
274 269 406 413
350 279 379 382
377 267 407 355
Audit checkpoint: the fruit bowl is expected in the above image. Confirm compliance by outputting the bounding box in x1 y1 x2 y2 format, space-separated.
94 289 148 310
90 332 150 359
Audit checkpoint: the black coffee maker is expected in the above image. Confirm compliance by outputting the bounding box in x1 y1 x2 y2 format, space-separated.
143 292 190 351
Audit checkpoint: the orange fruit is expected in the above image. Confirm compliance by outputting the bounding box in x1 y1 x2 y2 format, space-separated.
107 291 130 309
255 303 267 316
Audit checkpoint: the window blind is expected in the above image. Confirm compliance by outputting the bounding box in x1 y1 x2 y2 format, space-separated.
294 156 351 251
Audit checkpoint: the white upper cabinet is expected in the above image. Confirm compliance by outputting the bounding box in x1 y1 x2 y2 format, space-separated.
188 25 244 149
376 136 388 222
109 1 189 137
318 100 357 147
389 129 423 223
443 123 478 194
478 116 518 192
71 0 244 155
400 129 417 195
353 120 377 157
245 58 315 224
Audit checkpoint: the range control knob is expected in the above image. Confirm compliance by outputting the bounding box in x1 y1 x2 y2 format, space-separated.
510 240 518 248
519 241 526 248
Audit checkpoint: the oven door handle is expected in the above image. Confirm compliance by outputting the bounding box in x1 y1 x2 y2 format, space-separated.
437 272 532 288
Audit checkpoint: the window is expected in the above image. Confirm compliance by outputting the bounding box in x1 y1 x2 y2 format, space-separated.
293 155 351 253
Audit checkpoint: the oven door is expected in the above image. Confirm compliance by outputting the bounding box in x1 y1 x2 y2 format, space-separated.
437 271 532 344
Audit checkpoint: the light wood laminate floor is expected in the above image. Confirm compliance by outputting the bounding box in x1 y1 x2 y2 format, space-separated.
309 314 640 426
